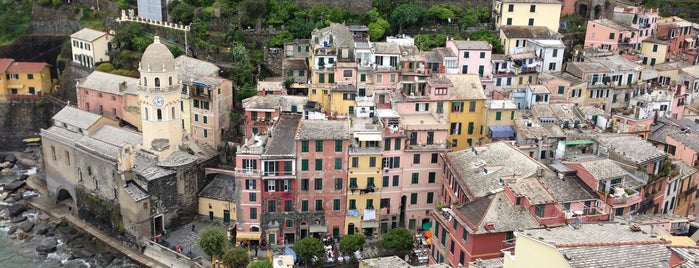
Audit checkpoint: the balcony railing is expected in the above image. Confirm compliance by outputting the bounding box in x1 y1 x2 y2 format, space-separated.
405 140 450 151
234 168 262 177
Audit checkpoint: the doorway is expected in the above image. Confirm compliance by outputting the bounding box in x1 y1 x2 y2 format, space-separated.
348 223 355 235
400 196 407 228
223 210 230 224
153 215 164 235
209 211 214 221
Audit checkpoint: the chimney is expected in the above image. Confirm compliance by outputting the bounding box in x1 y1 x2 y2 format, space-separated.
485 222 495 231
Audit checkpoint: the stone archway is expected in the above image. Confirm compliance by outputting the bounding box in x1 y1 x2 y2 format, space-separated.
57 188 73 202
593 4 603 19
577 3 589 18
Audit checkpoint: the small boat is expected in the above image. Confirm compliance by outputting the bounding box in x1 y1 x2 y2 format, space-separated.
22 137 41 144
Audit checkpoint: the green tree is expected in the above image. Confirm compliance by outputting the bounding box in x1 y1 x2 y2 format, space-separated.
293 237 325 267
0 0 31 44
231 42 249 64
169 1 196 24
132 36 152 52
267 0 299 25
96 63 116 73
221 247 250 268
380 227 414 251
197 226 228 258
338 234 366 254
414 33 447 51
287 17 314 39
269 30 293 47
368 19 390 41
390 2 426 34
427 4 458 22
249 260 273 268
239 0 268 26
328 7 345 23
469 29 504 54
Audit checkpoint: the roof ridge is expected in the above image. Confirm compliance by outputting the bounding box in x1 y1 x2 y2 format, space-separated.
555 240 669 247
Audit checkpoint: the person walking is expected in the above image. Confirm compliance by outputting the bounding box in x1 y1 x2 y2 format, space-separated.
192 224 195 232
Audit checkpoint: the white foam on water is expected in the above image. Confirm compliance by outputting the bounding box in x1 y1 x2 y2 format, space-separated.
63 258 92 268
24 167 37 176
47 251 71 263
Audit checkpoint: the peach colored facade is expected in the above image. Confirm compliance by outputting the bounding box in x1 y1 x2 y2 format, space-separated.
78 87 124 120
584 20 637 52
666 136 699 168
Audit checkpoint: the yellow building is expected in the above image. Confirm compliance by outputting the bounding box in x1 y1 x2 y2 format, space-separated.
444 74 487 150
499 26 554 55
483 99 518 142
640 38 669 66
493 0 562 32
503 223 672 267
0 58 52 100
345 117 382 236
197 174 237 224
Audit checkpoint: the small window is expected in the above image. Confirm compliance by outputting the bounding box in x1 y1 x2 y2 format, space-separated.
530 5 535 12
528 18 534 26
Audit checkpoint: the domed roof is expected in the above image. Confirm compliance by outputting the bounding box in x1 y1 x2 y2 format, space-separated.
140 36 176 72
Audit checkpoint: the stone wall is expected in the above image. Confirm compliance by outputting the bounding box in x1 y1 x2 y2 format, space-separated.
0 99 64 150
292 0 490 13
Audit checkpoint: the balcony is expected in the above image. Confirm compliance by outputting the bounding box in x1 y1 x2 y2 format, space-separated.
314 65 335 72
234 168 262 177
606 187 641 206
405 140 450 151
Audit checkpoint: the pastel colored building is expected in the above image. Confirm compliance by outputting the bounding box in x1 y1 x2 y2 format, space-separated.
443 74 487 150
656 16 696 56
0 59 51 100
70 28 114 68
640 38 670 66
197 174 237 224
584 19 637 52
446 40 493 79
498 26 554 56
492 0 562 32
613 6 660 49
76 71 137 122
538 72 585 104
259 115 300 244
434 142 566 265
527 39 565 73
295 119 350 241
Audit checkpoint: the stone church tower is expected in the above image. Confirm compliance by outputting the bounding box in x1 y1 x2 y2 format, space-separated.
138 36 183 160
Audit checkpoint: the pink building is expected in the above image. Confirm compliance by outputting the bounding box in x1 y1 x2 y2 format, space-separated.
613 6 659 49
538 72 585 103
295 119 351 241
656 16 696 55
76 71 137 122
584 19 637 52
234 137 264 241
241 94 284 139
446 40 493 79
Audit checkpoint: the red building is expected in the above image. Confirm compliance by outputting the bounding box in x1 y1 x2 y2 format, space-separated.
295 119 351 241
259 115 301 245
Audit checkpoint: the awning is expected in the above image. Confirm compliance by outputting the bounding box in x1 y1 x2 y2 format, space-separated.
354 133 382 141
309 224 327 233
361 221 379 229
489 125 515 139
562 140 595 146
236 232 261 240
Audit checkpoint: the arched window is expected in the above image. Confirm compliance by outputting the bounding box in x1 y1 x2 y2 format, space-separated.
155 77 160 87
143 77 147 86
168 76 173 86
171 107 175 119
157 109 162 120
144 107 149 120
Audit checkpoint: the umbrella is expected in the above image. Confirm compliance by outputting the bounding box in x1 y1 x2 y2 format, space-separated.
422 222 433 231
424 230 432 238
284 246 297 261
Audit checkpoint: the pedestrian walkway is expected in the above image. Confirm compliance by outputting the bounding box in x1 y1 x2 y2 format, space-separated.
25 175 166 268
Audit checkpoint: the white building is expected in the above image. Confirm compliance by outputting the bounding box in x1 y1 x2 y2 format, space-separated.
527 39 565 73
70 28 114 68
